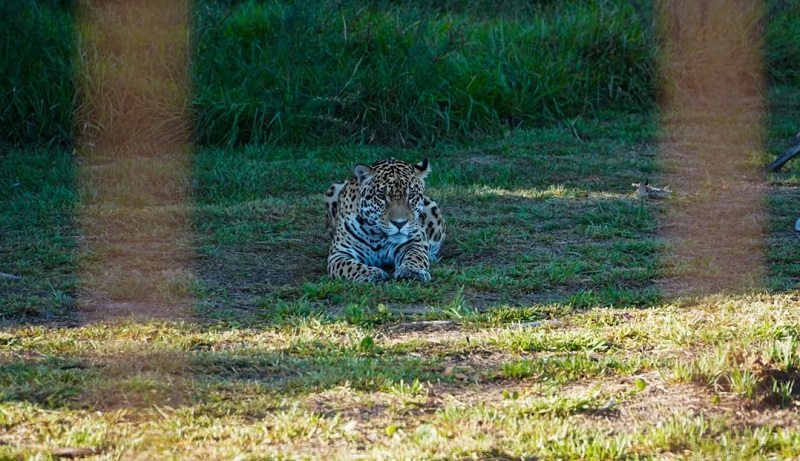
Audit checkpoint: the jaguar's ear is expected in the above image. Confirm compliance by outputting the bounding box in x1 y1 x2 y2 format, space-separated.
414 158 430 179
353 164 373 184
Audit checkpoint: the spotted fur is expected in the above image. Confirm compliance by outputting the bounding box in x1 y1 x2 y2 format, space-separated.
324 158 446 282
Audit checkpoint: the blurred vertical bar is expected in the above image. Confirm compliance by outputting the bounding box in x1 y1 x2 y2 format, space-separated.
74 0 194 319
658 0 766 296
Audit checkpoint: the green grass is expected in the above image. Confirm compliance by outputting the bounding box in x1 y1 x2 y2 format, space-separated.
0 1 75 147
186 112 666 316
192 0 655 146
3 299 800 459
2 94 800 457
0 148 77 318
2 1 800 459
3 0 800 147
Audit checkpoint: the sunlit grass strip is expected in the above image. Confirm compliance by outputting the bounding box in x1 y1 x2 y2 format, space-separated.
658 0 767 296
74 0 194 319
3 293 800 458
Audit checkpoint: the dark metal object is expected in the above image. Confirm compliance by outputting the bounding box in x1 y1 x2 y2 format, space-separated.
767 132 800 172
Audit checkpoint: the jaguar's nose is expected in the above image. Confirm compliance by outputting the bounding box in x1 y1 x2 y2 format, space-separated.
390 219 408 230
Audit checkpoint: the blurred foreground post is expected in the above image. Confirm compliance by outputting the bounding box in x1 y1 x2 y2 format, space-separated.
74 0 194 319
658 0 766 296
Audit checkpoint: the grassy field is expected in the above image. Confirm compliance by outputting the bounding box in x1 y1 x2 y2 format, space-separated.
2 82 800 458
2 0 800 459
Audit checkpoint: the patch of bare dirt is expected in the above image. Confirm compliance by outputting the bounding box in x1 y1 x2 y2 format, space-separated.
459 155 504 166
533 371 800 433
624 377 800 431
77 298 194 323
304 369 800 449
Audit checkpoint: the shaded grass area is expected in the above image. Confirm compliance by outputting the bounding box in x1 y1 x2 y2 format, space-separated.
0 1 74 147
1 111 664 322
2 99 799 319
190 111 664 319
0 149 77 318
766 84 800 291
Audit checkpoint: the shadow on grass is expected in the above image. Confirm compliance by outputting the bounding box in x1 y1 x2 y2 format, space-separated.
3 324 800 420
0 339 444 414
194 190 664 317
2 115 799 326
3 166 796 327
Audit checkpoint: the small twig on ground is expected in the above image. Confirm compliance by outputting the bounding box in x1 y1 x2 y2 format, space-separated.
633 181 671 199
0 442 99 459
569 117 583 142
385 320 457 331
509 319 564 329
52 447 100 458
0 272 22 281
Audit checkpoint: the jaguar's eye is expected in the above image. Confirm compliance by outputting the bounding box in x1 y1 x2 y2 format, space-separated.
376 193 387 202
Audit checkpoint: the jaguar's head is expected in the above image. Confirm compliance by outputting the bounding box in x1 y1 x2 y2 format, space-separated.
354 158 430 239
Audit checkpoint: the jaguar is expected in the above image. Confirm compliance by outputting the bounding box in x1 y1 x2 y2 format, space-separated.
324 158 446 282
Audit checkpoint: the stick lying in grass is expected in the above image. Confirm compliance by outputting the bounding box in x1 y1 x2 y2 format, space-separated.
633 181 671 199
0 272 22 280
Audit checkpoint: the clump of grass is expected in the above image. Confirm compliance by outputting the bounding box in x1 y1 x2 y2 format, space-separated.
670 339 800 404
501 353 648 382
764 337 800 372
669 346 762 397
502 358 538 380
387 378 427 399
514 389 611 418
762 337 800 405
642 414 726 454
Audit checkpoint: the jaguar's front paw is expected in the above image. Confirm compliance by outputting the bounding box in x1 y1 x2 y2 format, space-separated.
364 266 391 282
394 266 431 282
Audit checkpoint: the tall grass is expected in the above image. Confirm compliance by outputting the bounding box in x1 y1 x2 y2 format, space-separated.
764 0 800 85
1 0 798 148
192 0 655 146
0 1 75 147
